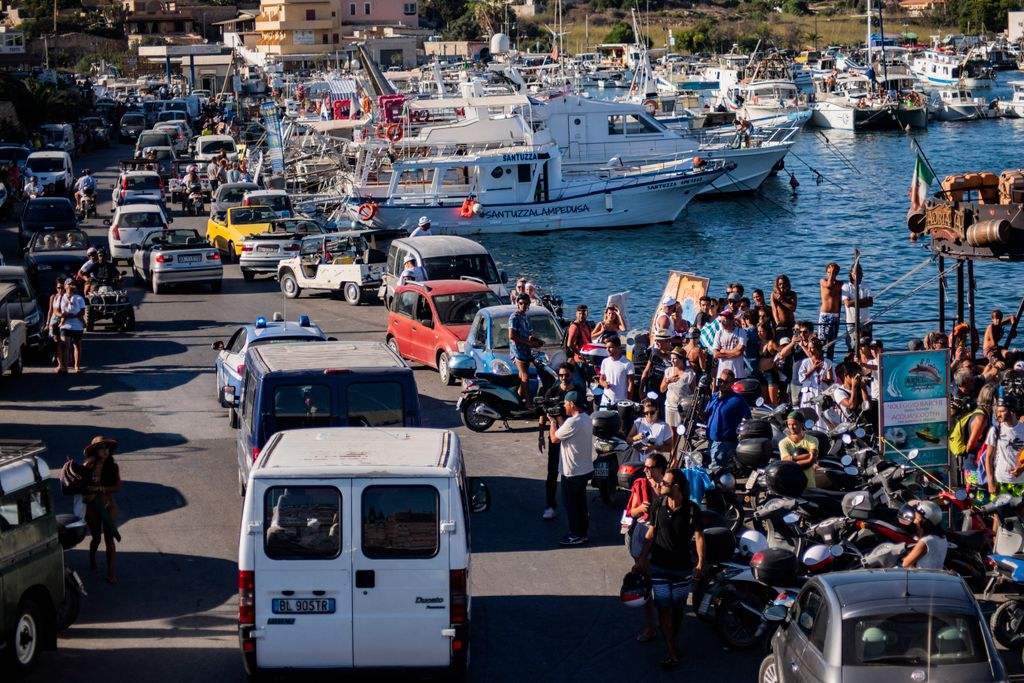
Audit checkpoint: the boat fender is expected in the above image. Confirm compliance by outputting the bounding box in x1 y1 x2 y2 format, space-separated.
693 156 705 169
459 197 477 218
386 124 403 142
642 99 657 114
357 203 378 222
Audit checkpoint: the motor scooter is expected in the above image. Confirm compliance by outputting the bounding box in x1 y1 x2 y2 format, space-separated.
456 351 557 432
55 514 88 630
77 187 96 220
186 184 204 216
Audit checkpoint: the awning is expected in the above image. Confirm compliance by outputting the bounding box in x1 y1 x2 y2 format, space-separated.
407 94 530 110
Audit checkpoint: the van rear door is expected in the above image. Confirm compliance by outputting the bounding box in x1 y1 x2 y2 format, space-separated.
351 478 451 667
252 480 354 669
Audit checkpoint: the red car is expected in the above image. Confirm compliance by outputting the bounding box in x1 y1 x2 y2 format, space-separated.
386 279 503 385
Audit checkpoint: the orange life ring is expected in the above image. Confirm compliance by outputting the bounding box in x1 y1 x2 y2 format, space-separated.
693 156 705 168
357 203 378 221
459 198 477 218
642 99 657 114
386 124 403 142
455 107 465 117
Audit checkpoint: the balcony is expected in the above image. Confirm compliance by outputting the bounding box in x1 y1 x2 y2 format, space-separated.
256 18 335 30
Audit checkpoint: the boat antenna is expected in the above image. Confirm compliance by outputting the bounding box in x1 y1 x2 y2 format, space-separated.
874 0 889 85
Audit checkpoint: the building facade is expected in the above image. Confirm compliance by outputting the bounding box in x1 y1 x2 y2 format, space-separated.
253 0 418 57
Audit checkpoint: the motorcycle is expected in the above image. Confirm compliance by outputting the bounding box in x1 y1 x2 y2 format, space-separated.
77 187 97 220
456 350 557 432
186 184 204 217
985 554 1024 650
84 280 136 333
55 513 88 630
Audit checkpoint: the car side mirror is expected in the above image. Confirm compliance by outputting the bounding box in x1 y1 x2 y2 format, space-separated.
211 340 225 350
419 318 434 328
327 336 337 341
103 218 111 226
130 244 140 252
468 477 490 513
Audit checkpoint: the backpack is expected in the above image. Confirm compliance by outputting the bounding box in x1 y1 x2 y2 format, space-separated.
59 456 87 496
949 408 986 459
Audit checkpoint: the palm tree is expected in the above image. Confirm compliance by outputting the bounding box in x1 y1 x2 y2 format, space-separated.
471 0 504 36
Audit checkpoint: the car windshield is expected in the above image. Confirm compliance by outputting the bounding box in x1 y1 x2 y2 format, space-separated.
201 139 235 154
490 311 562 350
423 254 500 284
0 147 28 164
120 211 165 228
324 234 368 254
30 229 89 251
252 195 289 211
219 187 251 203
151 230 200 246
126 175 161 190
122 115 145 125
231 207 276 224
434 291 503 325
23 202 74 221
39 129 63 144
843 612 987 666
272 219 324 235
144 147 173 160
27 157 66 172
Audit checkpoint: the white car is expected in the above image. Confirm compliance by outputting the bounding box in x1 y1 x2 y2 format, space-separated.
111 171 163 211
106 203 171 262
153 122 190 155
194 134 237 162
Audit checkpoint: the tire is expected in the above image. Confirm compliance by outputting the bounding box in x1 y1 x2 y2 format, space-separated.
224 242 235 265
4 599 42 675
600 475 615 505
210 280 223 293
241 270 255 282
56 575 81 630
237 469 246 498
120 307 135 332
343 282 362 305
84 308 95 331
153 280 166 295
10 352 23 376
386 336 401 357
438 351 455 386
692 570 718 624
280 272 300 299
229 407 239 429
460 397 496 432
990 599 1024 650
758 655 779 683
714 586 768 650
132 265 142 287
725 499 745 535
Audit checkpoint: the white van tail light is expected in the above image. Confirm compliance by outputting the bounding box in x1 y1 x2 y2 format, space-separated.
239 570 255 627
450 569 467 625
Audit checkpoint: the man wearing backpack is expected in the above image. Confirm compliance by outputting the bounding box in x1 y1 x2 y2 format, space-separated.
950 383 994 499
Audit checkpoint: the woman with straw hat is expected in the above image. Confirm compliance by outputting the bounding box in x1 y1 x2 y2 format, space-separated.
82 436 122 584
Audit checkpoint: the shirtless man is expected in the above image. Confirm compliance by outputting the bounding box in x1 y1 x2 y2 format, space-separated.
818 263 842 360
984 309 1015 356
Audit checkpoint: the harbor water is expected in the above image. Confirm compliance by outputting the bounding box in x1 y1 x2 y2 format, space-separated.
477 78 1024 346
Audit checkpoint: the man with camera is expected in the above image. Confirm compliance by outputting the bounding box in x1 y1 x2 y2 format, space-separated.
549 390 593 546
539 363 587 521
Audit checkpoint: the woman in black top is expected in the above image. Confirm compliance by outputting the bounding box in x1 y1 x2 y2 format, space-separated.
82 436 122 584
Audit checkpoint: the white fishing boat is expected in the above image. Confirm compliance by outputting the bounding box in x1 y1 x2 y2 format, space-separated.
910 49 995 88
1005 81 1024 119
344 142 727 235
718 52 812 128
929 88 1000 121
810 73 928 130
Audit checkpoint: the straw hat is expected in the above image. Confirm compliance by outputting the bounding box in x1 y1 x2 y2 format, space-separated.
84 436 118 458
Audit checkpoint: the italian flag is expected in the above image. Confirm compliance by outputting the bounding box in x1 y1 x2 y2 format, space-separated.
909 154 935 212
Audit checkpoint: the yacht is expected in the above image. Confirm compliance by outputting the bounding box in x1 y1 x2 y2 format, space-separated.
1005 81 1024 119
930 88 1000 121
343 141 726 235
810 73 928 130
719 52 812 128
910 50 995 88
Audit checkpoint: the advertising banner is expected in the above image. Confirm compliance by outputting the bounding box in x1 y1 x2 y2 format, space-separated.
653 271 709 335
880 349 950 473
261 101 285 176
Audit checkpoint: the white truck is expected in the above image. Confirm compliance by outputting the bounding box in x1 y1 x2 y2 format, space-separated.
0 283 27 377
276 231 386 305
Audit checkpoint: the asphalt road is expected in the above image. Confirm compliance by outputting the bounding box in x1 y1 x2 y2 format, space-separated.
1 142 1014 683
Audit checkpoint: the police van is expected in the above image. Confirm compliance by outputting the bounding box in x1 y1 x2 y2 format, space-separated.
235 341 421 496
237 427 490 679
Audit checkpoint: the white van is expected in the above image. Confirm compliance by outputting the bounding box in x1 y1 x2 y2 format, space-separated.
38 123 75 157
194 134 238 162
237 427 490 679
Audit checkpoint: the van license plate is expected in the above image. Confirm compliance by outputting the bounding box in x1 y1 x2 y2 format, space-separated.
272 598 335 614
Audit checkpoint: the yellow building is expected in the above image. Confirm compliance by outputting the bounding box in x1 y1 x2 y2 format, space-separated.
254 0 343 56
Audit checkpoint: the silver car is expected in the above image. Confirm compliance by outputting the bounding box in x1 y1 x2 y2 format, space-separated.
760 569 1007 683
130 228 222 294
238 218 329 281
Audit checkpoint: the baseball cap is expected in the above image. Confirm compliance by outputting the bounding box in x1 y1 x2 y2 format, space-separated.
685 328 700 339
660 295 677 307
727 292 741 302
1015 360 1024 372
403 255 416 264
564 390 580 405
869 339 883 349
417 216 430 227
718 310 734 319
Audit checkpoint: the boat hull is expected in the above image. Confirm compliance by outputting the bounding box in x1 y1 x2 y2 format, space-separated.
810 102 928 130
696 142 793 195
351 168 724 235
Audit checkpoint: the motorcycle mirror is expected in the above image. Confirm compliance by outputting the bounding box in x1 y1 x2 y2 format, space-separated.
840 455 853 466
830 545 843 558
851 493 866 506
764 605 789 622
755 397 765 407
675 424 686 436
854 427 866 439
907 448 919 460
646 391 659 401
804 419 815 430
783 512 800 525
842 433 852 445
844 466 860 476
955 489 967 501
861 400 871 412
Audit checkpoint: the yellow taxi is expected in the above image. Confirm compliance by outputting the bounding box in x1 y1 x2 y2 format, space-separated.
206 205 276 263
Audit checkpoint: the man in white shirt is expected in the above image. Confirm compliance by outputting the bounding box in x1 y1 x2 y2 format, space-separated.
549 391 594 546
399 255 427 285
985 401 1024 498
599 335 634 405
409 216 431 237
841 263 873 352
712 310 746 379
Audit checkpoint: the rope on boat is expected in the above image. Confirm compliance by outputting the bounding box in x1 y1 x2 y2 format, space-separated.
815 132 861 175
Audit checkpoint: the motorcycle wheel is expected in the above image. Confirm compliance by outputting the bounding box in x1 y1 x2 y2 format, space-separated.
725 499 746 535
714 586 768 650
56 574 80 630
84 308 95 332
990 599 1024 650
460 397 495 433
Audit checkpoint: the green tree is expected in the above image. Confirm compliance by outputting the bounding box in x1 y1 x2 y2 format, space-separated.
421 0 469 28
676 19 717 54
781 0 811 15
603 20 635 44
